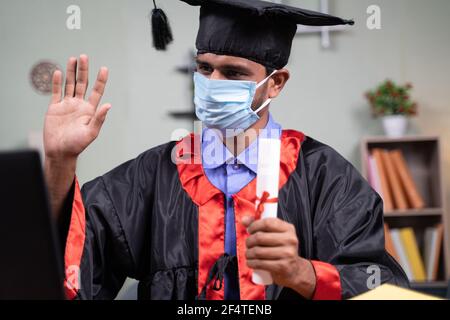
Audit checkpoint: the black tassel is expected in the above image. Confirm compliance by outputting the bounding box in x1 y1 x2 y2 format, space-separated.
151 0 173 51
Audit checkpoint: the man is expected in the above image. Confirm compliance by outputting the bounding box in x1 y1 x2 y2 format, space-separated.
45 0 408 300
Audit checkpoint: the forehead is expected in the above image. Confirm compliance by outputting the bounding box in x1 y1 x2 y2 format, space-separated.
196 53 264 71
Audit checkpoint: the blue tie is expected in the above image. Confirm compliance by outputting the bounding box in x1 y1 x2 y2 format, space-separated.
224 196 240 299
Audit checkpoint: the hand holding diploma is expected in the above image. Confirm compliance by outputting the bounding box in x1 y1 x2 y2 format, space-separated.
241 138 317 299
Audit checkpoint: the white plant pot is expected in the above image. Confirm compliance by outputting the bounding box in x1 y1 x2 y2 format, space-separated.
382 115 408 138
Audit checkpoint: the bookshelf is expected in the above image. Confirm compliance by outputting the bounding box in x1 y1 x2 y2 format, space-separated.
360 136 449 285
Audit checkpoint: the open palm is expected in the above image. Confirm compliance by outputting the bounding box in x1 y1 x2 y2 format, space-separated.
44 55 111 159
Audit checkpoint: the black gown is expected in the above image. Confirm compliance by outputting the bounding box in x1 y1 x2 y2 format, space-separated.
59 130 409 300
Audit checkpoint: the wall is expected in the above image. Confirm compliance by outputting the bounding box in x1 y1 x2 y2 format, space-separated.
1 0 450 286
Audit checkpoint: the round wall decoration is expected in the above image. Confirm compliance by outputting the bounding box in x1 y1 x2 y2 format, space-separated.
30 61 61 95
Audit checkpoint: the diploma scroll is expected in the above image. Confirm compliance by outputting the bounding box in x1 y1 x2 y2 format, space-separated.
252 138 281 285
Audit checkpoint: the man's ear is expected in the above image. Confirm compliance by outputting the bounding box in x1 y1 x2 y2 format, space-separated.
268 69 290 99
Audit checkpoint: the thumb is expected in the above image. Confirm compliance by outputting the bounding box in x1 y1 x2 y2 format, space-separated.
90 103 112 132
241 216 255 228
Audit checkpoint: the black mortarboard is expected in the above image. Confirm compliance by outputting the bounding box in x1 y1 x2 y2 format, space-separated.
181 0 354 69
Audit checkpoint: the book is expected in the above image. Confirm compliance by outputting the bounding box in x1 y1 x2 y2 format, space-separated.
351 284 441 300
389 150 425 209
384 224 399 263
399 228 426 282
424 224 444 281
371 149 393 211
390 229 413 280
382 150 408 210
368 155 383 197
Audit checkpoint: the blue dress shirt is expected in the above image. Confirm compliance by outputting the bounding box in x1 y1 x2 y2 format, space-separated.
201 114 282 299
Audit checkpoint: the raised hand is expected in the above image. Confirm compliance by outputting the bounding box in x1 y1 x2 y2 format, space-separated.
44 55 111 160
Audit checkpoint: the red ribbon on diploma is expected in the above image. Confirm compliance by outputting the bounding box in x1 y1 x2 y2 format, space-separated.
255 191 278 220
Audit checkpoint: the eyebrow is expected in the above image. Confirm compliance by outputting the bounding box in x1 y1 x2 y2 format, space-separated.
195 58 253 74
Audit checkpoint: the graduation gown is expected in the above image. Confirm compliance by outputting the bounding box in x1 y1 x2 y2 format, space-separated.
60 130 408 300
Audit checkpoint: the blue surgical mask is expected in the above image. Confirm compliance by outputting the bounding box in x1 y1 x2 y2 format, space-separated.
194 70 277 137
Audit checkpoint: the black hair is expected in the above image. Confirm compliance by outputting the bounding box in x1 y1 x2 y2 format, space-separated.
265 66 275 76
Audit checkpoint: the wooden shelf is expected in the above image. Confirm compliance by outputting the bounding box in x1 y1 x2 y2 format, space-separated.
362 135 440 144
361 137 444 208
360 136 449 281
384 208 442 217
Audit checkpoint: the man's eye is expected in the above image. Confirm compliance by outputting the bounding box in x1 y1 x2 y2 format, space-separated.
225 70 246 79
198 65 212 74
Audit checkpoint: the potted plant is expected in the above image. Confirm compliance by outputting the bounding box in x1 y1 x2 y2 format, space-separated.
365 80 418 137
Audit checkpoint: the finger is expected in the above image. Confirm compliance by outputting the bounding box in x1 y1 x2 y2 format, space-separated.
247 218 293 235
64 57 77 97
88 67 109 108
246 231 295 248
246 246 296 260
75 54 89 99
89 103 111 133
247 259 284 273
241 216 255 228
51 70 62 104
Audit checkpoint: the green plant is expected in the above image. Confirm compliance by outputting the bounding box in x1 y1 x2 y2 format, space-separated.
365 80 418 117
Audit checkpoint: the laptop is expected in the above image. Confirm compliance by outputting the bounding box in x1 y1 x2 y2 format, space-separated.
0 150 65 299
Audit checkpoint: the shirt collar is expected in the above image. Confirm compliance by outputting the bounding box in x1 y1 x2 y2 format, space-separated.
201 113 282 173
201 129 234 169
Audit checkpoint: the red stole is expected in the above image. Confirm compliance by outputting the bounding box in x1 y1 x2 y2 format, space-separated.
176 130 305 300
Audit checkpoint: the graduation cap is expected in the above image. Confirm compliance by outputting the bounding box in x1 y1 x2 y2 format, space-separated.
152 0 354 69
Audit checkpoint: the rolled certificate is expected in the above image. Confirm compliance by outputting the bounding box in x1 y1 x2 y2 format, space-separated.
252 138 281 285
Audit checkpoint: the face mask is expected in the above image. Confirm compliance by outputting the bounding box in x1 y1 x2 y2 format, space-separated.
194 70 277 137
